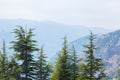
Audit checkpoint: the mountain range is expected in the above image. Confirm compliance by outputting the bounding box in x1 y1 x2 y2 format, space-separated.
0 19 120 78
0 19 110 58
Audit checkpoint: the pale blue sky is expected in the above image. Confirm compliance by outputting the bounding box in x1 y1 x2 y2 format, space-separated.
0 0 120 30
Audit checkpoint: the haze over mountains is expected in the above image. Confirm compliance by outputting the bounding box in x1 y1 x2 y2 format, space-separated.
1 19 120 78
0 19 110 58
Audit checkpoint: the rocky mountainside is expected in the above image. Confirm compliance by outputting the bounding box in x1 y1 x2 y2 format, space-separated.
70 29 120 77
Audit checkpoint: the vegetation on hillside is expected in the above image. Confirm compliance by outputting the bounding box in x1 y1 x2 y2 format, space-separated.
0 26 112 80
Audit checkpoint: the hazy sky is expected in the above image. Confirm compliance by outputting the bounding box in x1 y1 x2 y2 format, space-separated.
0 0 120 30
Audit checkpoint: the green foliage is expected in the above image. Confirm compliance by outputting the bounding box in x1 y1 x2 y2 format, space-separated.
36 46 52 80
7 55 21 80
0 41 9 80
52 37 73 80
70 45 79 80
79 32 106 80
0 26 108 80
0 53 7 79
11 26 38 80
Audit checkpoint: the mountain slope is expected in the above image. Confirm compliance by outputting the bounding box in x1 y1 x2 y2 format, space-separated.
70 29 120 77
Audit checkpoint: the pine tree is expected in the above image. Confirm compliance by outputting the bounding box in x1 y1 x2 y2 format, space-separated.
0 40 9 80
81 32 106 80
11 26 38 80
7 54 21 80
2 40 7 77
0 53 6 80
36 46 51 80
52 37 72 80
70 45 79 80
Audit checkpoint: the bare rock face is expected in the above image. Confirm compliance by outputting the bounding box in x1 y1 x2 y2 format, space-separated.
113 72 118 80
112 68 120 80
113 77 117 80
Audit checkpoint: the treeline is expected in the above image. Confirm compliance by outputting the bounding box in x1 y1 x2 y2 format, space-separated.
0 26 110 80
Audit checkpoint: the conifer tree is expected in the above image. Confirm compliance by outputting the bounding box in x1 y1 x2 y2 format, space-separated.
70 45 79 80
0 53 6 80
81 32 106 80
0 40 9 80
11 26 38 80
7 54 21 80
2 40 7 77
52 37 72 80
36 46 51 80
